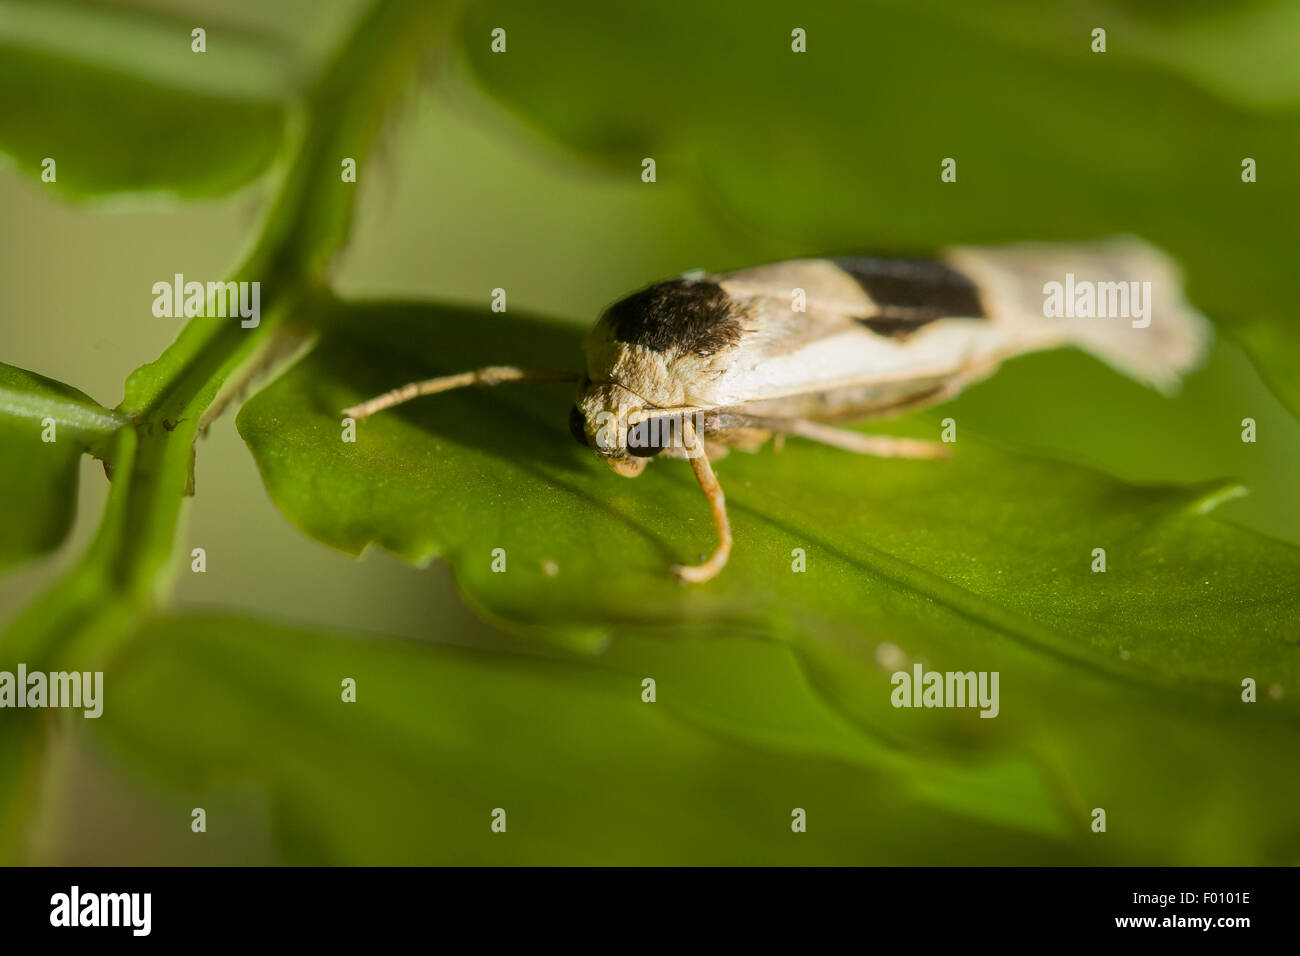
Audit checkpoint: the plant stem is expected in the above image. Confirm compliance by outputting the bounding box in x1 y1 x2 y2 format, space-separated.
2 0 456 670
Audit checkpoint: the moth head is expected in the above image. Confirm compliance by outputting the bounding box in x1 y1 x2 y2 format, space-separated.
569 382 668 476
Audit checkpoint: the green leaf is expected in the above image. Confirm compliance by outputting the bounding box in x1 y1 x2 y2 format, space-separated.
453 0 1300 419
0 0 291 199
0 362 124 571
237 301 1300 862
90 614 1086 864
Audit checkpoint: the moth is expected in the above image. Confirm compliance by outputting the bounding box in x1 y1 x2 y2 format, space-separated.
344 239 1208 583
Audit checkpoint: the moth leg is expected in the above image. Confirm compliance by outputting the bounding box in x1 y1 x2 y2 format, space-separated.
663 441 732 460
342 366 577 419
710 413 948 460
780 420 949 459
672 417 732 584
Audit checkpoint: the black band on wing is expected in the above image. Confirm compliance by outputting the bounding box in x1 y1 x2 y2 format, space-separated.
834 257 986 339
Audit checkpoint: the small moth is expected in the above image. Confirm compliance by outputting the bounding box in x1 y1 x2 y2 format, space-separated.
344 239 1208 583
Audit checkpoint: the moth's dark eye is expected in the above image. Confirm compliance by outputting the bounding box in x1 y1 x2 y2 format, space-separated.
626 419 667 458
568 405 589 447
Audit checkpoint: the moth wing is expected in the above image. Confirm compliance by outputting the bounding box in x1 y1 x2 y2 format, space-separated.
690 241 1208 408
693 259 1012 407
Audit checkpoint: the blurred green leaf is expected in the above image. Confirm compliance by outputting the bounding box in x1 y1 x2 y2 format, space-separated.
889 0 1300 110
0 0 291 199
453 0 1300 418
1104 0 1300 109
237 301 1300 862
0 710 43 861
0 362 123 571
0 0 297 100
94 614 1087 864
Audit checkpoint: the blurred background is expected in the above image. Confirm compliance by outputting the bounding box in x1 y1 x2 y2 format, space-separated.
1 0 1298 863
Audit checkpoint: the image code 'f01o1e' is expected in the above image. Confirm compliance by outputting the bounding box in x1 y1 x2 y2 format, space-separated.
343 238 1210 583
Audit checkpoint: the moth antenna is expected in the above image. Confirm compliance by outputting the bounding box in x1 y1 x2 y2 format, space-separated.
342 366 578 419
673 417 732 584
